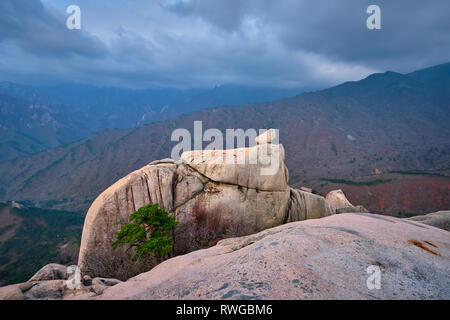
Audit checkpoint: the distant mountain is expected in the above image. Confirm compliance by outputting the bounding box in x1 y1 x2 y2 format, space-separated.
0 92 94 162
0 63 449 215
0 83 303 162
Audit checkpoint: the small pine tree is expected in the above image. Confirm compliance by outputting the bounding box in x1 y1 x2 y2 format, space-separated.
112 203 178 261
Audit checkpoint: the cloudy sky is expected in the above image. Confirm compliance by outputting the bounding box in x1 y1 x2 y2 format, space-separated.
0 0 448 89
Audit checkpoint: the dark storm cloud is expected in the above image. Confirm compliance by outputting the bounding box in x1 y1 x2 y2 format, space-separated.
0 0 106 57
167 0 450 72
0 0 448 88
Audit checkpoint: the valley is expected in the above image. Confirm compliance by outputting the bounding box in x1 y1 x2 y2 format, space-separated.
0 63 448 216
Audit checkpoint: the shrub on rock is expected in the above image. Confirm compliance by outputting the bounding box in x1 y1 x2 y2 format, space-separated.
112 203 178 262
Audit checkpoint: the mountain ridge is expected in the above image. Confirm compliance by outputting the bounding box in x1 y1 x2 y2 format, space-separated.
0 62 449 215
0 83 304 162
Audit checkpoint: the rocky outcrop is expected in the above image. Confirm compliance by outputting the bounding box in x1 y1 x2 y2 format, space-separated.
326 189 369 214
70 213 450 300
326 189 353 211
407 211 450 231
288 188 333 221
28 263 68 282
78 131 363 280
0 264 122 300
91 278 122 295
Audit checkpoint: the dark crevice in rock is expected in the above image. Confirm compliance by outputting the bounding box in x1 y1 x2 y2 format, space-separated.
156 169 163 208
142 171 152 204
129 185 136 212
182 162 288 193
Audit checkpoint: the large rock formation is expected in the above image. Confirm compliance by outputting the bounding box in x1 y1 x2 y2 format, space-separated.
78 131 363 279
326 189 369 214
71 213 450 300
407 211 450 231
2 212 449 300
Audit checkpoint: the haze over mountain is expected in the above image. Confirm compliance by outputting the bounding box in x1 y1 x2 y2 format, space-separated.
0 83 303 162
1 63 449 215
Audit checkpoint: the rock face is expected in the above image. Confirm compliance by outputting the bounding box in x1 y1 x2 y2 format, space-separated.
326 189 354 211
78 131 362 279
326 189 369 214
28 264 68 282
407 211 450 231
23 280 67 300
71 213 450 300
0 263 122 300
91 278 122 295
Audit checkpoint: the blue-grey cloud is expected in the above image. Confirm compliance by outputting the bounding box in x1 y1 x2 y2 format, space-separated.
0 0 106 57
0 0 448 89
167 0 450 71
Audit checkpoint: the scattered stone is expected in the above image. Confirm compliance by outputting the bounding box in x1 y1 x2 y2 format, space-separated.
28 263 68 282
407 211 450 231
91 278 122 295
93 277 122 287
23 280 66 300
82 275 92 286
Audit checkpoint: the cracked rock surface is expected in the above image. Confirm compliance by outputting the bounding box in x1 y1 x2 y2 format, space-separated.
71 213 450 300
